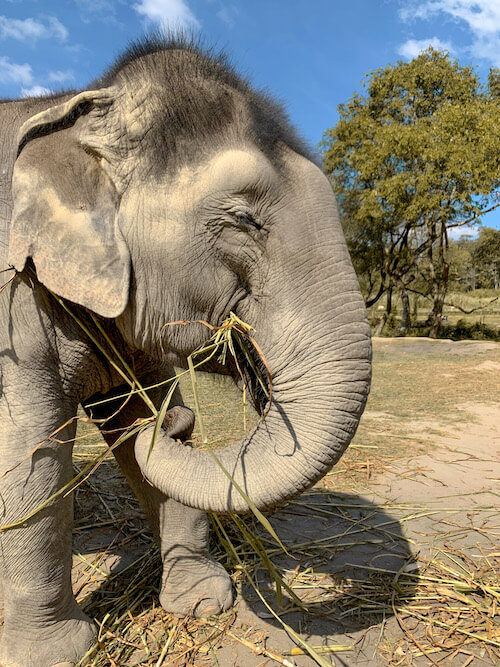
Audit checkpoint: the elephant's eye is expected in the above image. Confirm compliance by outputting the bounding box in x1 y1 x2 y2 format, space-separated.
233 211 262 230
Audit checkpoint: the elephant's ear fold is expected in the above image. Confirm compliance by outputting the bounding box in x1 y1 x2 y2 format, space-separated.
8 88 130 318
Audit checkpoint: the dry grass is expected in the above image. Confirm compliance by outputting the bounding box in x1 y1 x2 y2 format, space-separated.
67 337 500 665
70 457 499 665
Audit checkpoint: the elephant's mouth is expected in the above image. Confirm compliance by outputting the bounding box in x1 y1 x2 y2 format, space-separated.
185 330 269 416
227 343 269 417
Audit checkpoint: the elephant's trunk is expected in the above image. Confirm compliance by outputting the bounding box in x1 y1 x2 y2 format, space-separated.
136 338 370 513
135 156 372 512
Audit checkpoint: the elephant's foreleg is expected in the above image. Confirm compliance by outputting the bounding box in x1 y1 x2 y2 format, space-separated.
83 376 233 618
0 407 96 667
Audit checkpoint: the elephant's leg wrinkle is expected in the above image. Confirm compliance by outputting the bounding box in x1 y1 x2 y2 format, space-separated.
0 413 96 666
83 376 233 618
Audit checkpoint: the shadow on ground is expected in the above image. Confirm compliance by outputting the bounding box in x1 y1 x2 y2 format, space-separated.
234 488 414 647
69 467 415 664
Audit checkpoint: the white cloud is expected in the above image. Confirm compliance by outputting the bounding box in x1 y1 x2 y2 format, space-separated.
74 0 124 25
400 0 500 66
48 69 74 83
0 56 33 86
217 6 238 28
398 36 454 58
448 223 480 239
0 15 68 42
133 0 200 28
401 0 500 34
76 0 117 12
20 85 52 98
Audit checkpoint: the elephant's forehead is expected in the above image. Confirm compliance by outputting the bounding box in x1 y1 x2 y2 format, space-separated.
172 149 274 199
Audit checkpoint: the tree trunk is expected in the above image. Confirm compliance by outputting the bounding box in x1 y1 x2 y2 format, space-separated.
428 268 448 338
427 220 449 339
396 286 410 337
428 308 443 338
374 286 393 335
412 294 419 319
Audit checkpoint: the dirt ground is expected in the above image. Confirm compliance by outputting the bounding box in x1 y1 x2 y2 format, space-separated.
207 339 500 666
5 338 499 665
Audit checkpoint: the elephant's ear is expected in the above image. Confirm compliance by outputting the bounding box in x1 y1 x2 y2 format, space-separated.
8 88 131 318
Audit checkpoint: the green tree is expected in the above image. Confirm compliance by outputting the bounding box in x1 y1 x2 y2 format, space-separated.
322 48 500 337
472 227 500 289
488 67 500 101
448 236 476 290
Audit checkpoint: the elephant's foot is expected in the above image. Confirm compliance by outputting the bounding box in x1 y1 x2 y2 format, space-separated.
160 549 233 618
0 613 96 667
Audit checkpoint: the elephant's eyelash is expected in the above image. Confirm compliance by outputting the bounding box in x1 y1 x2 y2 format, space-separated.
232 210 262 231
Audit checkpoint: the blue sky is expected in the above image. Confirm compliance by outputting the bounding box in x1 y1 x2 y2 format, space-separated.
1 0 499 232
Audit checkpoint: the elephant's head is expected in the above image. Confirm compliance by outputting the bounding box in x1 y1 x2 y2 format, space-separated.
8 38 371 513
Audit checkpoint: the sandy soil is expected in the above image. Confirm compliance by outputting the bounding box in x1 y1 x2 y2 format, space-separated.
218 392 499 665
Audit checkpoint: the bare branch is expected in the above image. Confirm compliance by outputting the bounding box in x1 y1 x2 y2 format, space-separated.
365 282 386 308
444 296 499 314
446 201 500 229
406 287 499 314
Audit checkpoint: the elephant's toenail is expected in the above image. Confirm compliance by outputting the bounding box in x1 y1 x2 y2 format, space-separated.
197 604 219 617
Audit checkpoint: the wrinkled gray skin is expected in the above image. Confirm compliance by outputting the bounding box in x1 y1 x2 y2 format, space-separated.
0 41 371 666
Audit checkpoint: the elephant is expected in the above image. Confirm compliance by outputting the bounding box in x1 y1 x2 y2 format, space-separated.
0 36 371 666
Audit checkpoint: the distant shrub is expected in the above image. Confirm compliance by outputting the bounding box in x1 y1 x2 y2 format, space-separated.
384 314 398 335
376 318 500 341
438 320 500 342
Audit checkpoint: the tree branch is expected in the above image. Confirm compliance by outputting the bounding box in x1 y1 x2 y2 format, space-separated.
406 287 499 313
446 201 500 229
365 281 386 308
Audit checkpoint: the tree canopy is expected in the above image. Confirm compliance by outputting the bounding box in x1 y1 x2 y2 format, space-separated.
450 227 500 291
322 49 500 336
